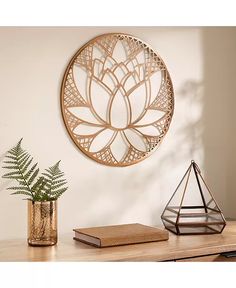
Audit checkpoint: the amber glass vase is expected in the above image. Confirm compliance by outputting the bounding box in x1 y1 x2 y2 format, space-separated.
28 200 57 246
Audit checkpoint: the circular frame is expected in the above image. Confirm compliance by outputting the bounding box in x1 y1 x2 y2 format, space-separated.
60 33 174 167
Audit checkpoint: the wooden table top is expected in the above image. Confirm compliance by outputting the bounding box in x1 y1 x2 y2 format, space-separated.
1 221 236 262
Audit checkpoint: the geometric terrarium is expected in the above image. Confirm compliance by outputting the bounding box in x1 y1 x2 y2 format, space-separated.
60 33 174 167
161 160 226 235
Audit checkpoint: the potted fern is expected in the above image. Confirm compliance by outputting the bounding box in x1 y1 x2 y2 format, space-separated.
2 139 68 246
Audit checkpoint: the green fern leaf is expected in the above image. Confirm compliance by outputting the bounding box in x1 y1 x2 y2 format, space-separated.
44 168 52 175
51 182 67 191
41 172 53 179
19 154 30 169
7 150 18 156
2 165 19 170
52 188 68 199
41 161 67 200
3 175 24 180
2 139 68 201
31 176 44 192
32 177 47 201
2 171 21 178
2 139 36 200
17 180 28 186
3 160 17 165
7 186 31 192
18 152 29 164
18 152 28 162
51 187 68 195
28 167 39 185
11 191 32 196
5 155 17 160
53 174 64 181
21 158 33 175
25 163 38 180
53 179 67 185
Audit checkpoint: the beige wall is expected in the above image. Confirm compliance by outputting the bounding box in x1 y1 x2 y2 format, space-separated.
0 27 235 240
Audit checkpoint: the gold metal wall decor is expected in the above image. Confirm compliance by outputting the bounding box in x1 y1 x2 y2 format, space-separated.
61 33 174 166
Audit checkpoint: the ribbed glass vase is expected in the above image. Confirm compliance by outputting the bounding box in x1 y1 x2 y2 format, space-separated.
28 200 57 246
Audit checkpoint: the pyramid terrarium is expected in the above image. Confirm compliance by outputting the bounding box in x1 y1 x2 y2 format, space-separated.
161 160 226 235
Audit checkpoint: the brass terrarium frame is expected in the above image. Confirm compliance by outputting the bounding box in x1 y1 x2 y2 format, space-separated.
161 161 226 235
61 33 174 166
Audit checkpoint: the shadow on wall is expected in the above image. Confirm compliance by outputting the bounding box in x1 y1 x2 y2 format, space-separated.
2 27 236 235
0 152 12 192
140 28 236 223
67 28 236 228
60 30 207 228
82 76 204 227
202 28 236 218
94 78 204 227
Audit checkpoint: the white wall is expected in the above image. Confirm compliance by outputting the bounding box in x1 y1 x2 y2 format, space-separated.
0 27 235 240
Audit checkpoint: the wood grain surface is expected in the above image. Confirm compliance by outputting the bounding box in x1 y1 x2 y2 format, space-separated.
74 223 169 247
1 221 236 262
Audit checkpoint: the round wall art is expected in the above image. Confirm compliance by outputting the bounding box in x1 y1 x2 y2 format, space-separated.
61 33 174 167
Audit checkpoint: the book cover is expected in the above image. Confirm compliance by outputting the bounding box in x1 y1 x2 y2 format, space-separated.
73 223 169 248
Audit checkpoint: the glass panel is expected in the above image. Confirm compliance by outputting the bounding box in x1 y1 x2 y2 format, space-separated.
208 224 224 233
178 212 224 224
178 226 217 234
180 207 205 214
162 206 179 223
162 219 177 234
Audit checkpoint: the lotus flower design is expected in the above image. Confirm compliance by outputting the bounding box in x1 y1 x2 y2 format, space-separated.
61 34 174 166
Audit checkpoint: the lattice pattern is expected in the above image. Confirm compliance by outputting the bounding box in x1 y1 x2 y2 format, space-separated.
144 136 162 151
123 37 143 59
74 45 93 69
74 134 95 152
64 68 86 107
96 35 118 56
61 33 174 166
150 72 174 111
123 146 147 164
92 147 118 165
64 109 82 131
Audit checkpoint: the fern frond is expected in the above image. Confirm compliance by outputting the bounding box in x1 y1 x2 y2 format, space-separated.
7 150 19 157
2 171 21 178
51 182 67 191
41 161 67 200
51 187 68 198
53 179 67 185
18 180 28 186
31 176 44 193
21 157 33 173
3 175 24 180
32 177 48 201
17 151 28 162
28 167 39 185
2 140 68 201
7 186 31 191
2 139 35 200
3 160 17 165
19 154 31 169
53 174 64 181
11 191 32 196
2 165 19 170
25 163 38 180
41 172 53 179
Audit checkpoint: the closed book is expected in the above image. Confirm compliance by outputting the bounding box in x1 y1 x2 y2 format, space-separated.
73 223 169 248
